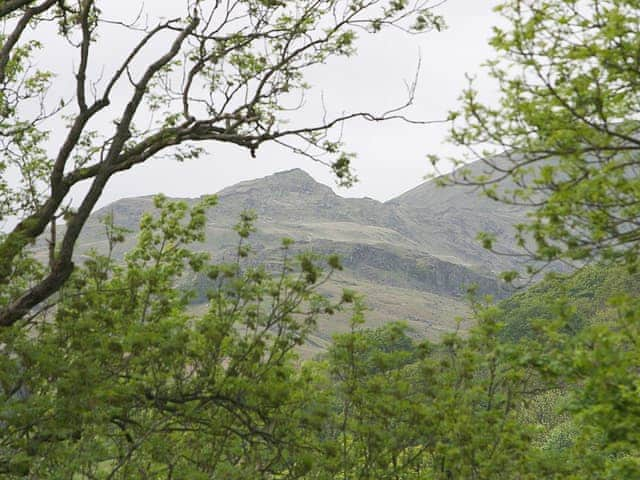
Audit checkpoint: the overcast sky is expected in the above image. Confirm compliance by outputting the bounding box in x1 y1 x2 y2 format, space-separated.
38 1 502 208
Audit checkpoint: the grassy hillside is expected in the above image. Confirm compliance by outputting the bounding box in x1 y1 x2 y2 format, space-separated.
498 263 640 342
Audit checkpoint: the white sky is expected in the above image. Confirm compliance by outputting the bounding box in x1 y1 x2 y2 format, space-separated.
29 0 502 208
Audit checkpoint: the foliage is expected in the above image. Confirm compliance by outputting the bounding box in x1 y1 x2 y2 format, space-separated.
434 1 640 476
439 0 640 277
3 194 635 478
497 263 640 342
300 304 543 479
0 197 347 478
0 194 562 478
518 294 640 479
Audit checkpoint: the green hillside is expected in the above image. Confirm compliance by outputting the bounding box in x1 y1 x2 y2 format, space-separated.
498 264 640 342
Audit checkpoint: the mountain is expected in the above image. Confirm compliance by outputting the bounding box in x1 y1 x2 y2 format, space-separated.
69 164 530 356
387 159 531 272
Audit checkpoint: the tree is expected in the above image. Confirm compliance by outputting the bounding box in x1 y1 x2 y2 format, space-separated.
439 2 640 476
302 310 539 479
0 0 445 326
440 0 640 275
0 196 350 478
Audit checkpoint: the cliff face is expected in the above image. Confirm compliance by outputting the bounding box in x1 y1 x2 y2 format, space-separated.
77 164 527 350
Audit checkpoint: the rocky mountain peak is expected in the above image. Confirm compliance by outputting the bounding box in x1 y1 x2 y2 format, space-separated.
217 168 333 199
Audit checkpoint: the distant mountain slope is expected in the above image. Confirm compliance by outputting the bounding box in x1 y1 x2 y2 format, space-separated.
69 163 529 353
387 160 529 272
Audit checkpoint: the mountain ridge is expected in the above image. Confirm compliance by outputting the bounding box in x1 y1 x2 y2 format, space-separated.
72 162 529 355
